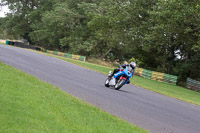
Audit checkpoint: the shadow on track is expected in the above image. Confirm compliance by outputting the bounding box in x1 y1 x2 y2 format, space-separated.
104 85 137 95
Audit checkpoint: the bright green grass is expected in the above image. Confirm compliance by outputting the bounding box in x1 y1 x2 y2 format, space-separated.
0 62 147 133
39 53 200 106
132 77 200 105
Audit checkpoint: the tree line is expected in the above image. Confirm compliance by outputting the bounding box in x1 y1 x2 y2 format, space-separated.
0 0 199 85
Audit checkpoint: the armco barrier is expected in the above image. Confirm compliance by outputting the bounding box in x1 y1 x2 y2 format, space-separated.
187 78 200 92
45 49 86 61
58 52 64 56
80 56 85 61
6 40 9 44
72 54 81 60
164 74 177 85
134 68 143 76
2 40 42 50
53 51 58 55
46 50 53 54
151 71 164 82
135 67 177 85
64 53 72 58
142 69 152 79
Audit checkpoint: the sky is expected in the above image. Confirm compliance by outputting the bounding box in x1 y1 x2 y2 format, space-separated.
0 1 9 17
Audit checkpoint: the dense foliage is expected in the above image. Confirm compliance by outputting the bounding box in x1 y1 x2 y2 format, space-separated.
0 0 199 84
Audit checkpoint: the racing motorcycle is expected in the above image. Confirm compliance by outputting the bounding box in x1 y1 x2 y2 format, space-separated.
104 66 133 90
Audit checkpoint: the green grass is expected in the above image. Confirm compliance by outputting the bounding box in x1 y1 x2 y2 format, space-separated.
0 62 147 133
132 77 200 105
37 53 200 106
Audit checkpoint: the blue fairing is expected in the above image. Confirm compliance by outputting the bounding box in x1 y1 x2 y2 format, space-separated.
114 71 123 78
113 68 133 85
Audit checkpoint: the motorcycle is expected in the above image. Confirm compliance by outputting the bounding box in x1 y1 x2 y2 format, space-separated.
104 66 133 90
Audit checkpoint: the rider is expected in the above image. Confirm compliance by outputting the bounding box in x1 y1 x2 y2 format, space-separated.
108 62 136 83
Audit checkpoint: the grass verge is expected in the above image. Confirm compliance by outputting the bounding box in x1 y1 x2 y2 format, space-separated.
0 62 147 133
36 52 200 106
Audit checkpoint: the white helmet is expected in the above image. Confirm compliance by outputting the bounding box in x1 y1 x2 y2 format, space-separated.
130 62 136 68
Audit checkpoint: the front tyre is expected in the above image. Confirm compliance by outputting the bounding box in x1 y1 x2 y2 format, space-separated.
105 78 110 87
115 79 126 90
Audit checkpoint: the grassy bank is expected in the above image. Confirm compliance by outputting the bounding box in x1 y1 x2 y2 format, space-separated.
0 62 147 133
37 53 200 106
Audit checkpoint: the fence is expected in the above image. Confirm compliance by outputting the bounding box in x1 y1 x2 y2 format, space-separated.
187 78 200 92
45 50 86 62
135 68 178 85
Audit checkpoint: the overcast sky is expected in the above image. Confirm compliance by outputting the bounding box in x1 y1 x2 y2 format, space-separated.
0 1 9 17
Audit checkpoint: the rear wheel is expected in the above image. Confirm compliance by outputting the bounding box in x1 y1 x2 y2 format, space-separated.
104 78 110 87
115 79 125 90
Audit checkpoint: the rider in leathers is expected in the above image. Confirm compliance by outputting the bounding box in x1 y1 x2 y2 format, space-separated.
109 62 136 84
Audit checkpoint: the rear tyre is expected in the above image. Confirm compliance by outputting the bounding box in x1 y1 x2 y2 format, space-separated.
115 79 125 90
104 78 110 87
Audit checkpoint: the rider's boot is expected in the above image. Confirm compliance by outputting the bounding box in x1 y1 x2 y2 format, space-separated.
108 71 113 79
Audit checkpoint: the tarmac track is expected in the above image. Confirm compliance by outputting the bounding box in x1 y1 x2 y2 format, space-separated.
0 44 200 133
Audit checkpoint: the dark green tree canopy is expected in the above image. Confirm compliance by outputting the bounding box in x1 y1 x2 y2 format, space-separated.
0 0 199 83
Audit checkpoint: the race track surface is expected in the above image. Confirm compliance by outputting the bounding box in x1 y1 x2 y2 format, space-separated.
0 44 200 133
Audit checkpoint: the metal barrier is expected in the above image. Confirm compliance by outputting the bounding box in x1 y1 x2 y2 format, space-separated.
135 67 178 85
187 78 200 92
45 50 86 62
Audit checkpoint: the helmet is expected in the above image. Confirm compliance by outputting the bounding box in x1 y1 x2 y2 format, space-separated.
130 62 136 69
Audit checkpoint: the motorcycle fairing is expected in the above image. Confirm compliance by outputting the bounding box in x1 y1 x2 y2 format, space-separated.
113 68 133 85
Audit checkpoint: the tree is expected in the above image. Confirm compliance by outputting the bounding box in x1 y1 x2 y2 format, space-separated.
1 0 199 83
143 0 200 82
0 0 63 43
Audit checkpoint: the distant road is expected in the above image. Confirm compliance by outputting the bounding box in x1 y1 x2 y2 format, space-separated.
0 44 200 133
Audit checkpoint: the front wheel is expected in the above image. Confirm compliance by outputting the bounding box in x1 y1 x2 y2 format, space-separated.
115 79 126 90
104 78 110 87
